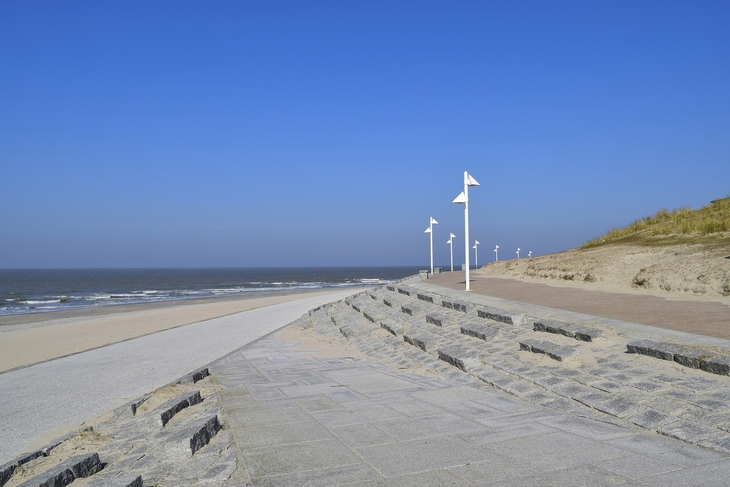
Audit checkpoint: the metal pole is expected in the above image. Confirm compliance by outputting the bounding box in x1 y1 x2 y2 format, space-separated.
429 220 434 275
464 172 471 291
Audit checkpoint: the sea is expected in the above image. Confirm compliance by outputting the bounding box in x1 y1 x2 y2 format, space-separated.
0 267 421 316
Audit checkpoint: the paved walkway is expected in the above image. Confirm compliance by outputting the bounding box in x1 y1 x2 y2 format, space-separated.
213 327 730 486
0 289 358 465
426 273 730 340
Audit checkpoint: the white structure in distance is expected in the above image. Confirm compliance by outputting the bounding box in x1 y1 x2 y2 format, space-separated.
494 245 499 262
447 233 456 272
528 251 532 258
516 248 521 259
473 240 480 269
452 171 479 291
424 217 438 275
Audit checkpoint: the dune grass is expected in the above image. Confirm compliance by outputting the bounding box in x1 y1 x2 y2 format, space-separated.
582 196 730 248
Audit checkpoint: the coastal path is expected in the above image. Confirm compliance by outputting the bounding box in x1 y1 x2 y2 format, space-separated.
0 289 361 465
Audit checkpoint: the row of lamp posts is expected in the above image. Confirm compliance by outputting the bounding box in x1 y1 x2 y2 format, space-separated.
425 171 531 291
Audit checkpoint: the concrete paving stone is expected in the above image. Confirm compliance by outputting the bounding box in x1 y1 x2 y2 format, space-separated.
351 469 469 486
338 373 424 395
675 376 723 393
606 434 728 467
663 389 696 402
296 396 343 413
688 396 730 411
552 382 593 400
532 318 564 334
375 413 489 441
472 392 537 413
232 421 333 449
546 345 580 362
532 375 569 390
311 403 406 427
380 319 405 337
457 422 557 447
253 461 380 487
627 409 678 429
540 414 634 440
640 397 693 415
478 431 628 474
500 381 543 399
330 423 398 448
242 438 362 481
355 436 490 477
487 464 643 487
589 380 625 393
596 453 683 480
437 400 501 418
630 380 667 392
658 420 721 443
549 368 583 379
447 458 530 485
638 459 730 487
225 405 312 428
572 389 614 409
324 388 369 403
475 409 559 428
595 397 646 419
386 396 444 417
698 434 730 455
409 385 497 406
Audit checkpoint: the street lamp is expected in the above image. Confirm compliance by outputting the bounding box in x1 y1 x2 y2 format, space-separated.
473 240 480 269
494 245 499 261
424 217 438 275
516 248 521 259
447 233 456 272
452 171 479 291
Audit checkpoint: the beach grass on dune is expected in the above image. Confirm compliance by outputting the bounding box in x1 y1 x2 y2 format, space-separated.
583 196 730 249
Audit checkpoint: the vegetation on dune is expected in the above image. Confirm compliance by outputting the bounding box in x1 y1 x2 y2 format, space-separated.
583 196 730 248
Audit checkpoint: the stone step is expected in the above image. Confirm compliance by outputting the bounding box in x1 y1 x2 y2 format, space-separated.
87 474 143 487
437 345 482 373
403 331 440 353
380 318 406 337
627 340 730 375
17 453 102 487
161 413 221 459
425 312 450 327
441 298 473 313
139 391 203 431
460 321 499 342
477 306 530 326
519 338 580 362
534 320 606 342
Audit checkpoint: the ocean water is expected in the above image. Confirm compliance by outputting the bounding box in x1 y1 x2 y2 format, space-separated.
0 267 420 316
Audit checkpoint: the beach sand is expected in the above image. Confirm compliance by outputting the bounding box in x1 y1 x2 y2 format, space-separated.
0 289 363 374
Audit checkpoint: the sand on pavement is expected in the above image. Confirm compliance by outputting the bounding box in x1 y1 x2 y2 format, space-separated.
0 289 367 373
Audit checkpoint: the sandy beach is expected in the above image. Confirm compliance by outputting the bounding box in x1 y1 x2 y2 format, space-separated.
0 288 367 374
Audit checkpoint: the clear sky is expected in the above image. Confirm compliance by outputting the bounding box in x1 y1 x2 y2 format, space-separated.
1 1 728 268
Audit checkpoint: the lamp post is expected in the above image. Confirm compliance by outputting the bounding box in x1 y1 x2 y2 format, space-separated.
424 217 438 275
516 248 520 259
494 245 499 262
452 171 480 291
473 240 480 269
447 233 456 272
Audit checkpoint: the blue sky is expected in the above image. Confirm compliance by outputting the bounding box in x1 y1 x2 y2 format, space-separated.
1 1 728 268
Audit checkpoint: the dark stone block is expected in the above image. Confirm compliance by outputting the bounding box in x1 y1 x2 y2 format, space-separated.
87 475 143 487
425 313 448 327
460 322 498 342
647 343 680 361
380 319 405 337
546 346 580 362
626 339 659 355
700 355 730 376
674 347 715 369
397 287 411 296
403 332 439 352
0 462 16 487
416 292 434 303
163 414 221 458
559 324 606 342
400 304 420 316
438 346 481 373
17 453 102 487
533 319 563 334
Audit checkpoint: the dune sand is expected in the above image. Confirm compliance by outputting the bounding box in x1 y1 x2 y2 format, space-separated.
0 289 362 373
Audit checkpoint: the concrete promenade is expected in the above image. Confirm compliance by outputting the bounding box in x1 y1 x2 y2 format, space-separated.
0 289 359 465
6 278 730 485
